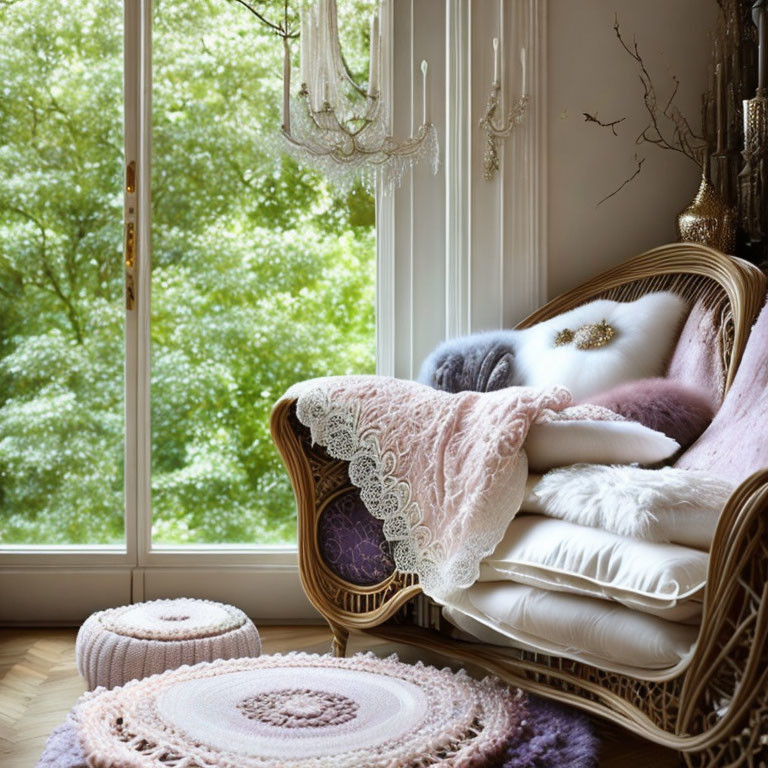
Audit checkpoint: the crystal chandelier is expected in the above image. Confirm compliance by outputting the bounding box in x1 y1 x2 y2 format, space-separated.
281 0 439 189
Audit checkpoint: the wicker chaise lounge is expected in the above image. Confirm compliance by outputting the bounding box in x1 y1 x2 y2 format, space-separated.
271 242 768 767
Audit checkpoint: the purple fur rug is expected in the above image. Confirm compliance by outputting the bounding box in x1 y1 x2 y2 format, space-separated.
506 696 598 768
37 693 597 768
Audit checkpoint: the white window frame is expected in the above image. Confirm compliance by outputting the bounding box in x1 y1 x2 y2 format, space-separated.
0 0 547 624
0 0 312 623
378 0 547 381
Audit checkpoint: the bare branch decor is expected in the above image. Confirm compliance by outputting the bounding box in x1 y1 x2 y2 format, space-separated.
614 15 707 166
582 112 626 136
587 2 768 265
588 15 709 206
597 154 645 207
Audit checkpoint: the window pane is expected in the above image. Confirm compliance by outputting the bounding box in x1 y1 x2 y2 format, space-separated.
150 0 376 546
0 0 125 546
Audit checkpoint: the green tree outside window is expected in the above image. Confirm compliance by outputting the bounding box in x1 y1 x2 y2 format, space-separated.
0 0 376 546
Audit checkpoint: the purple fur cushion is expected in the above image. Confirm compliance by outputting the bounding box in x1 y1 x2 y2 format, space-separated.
583 378 714 450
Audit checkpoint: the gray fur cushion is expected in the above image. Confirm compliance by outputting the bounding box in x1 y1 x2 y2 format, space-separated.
418 331 519 393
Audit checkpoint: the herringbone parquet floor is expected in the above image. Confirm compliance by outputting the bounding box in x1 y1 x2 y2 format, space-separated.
0 626 682 767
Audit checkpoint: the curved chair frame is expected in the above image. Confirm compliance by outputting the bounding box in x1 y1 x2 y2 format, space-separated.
271 243 767 766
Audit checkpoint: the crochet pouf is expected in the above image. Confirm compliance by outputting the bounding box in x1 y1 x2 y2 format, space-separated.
73 652 526 767
75 598 261 690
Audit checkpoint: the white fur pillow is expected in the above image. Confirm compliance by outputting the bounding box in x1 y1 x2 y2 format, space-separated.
515 292 688 401
523 464 736 549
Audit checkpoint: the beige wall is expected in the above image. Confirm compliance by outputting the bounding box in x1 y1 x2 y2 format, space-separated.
547 0 718 297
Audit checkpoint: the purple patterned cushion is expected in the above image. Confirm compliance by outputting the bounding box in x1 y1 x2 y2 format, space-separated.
317 489 394 586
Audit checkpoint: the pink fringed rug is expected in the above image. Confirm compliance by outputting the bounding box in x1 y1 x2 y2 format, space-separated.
55 653 526 767
39 652 599 768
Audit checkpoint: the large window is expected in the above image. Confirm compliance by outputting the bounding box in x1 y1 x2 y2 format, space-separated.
0 0 547 623
0 0 375 550
149 0 376 546
0 0 126 546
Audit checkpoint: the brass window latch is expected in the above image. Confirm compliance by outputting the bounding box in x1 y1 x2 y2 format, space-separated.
125 160 137 310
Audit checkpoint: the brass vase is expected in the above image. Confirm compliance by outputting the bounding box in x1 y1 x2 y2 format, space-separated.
677 172 737 254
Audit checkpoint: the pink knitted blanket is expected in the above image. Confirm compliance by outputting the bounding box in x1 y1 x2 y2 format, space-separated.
280 376 572 600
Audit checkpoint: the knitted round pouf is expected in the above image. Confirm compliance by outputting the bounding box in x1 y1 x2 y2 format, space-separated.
76 599 261 690
74 653 526 767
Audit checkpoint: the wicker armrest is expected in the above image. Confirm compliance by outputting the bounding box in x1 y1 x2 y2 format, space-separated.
677 469 768 758
270 397 421 655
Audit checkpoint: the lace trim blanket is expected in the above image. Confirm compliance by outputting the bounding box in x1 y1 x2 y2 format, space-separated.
279 376 572 601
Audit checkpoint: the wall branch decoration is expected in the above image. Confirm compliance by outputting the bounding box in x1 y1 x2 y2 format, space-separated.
590 14 708 205
584 4 768 265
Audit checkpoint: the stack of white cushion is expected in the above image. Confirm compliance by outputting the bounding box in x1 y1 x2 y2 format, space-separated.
444 584 700 676
444 481 720 675
440 292 735 675
478 516 707 622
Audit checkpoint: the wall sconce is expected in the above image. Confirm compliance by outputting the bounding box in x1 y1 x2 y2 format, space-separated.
479 39 528 182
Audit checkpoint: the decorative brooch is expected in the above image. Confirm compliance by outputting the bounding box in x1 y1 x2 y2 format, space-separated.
554 319 616 350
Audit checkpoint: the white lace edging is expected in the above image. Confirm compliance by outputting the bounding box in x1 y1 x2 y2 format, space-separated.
295 386 446 596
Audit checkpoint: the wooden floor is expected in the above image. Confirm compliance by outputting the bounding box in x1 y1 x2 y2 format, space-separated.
0 626 683 767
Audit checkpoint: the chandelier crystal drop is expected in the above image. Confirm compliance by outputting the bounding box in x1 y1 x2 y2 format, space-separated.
281 0 439 189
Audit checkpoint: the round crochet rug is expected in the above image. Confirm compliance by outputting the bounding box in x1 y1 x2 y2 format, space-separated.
74 652 524 767
39 653 598 768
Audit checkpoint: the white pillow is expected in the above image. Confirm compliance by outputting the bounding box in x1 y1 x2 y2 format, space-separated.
445 583 699 673
515 292 688 401
479 516 706 622
525 416 679 472
522 464 736 549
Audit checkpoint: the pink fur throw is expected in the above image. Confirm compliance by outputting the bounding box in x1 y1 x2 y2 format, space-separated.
666 298 724 412
676 295 768 484
584 378 714 450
